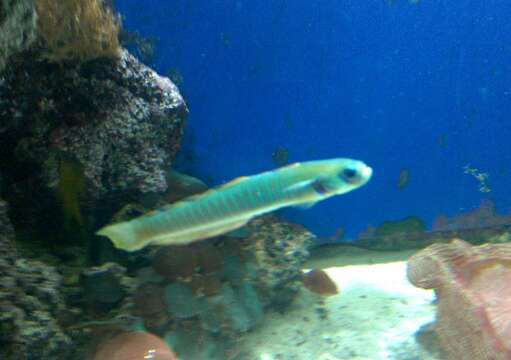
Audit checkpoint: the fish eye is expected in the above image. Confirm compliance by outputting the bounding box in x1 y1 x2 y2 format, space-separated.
340 167 359 183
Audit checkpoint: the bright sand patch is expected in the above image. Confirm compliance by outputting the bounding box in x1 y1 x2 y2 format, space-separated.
239 248 441 360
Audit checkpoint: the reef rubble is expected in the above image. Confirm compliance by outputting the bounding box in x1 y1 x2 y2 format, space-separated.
0 196 74 360
0 0 37 72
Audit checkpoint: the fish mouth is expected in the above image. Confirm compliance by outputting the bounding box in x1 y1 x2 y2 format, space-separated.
360 164 373 181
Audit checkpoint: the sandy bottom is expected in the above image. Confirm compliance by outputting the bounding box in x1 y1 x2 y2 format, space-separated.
239 246 441 360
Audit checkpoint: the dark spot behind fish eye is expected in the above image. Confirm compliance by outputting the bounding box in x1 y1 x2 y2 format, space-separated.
312 180 329 195
340 168 359 183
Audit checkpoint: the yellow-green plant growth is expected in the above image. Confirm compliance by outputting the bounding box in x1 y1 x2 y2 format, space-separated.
35 0 121 62
55 155 86 230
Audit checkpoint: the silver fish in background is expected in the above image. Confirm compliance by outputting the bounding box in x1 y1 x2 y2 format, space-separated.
96 158 373 251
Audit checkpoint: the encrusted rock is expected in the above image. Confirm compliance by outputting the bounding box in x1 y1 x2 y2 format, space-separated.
0 194 76 359
81 262 128 308
0 48 187 232
0 253 73 359
0 196 15 258
246 215 315 308
0 0 37 72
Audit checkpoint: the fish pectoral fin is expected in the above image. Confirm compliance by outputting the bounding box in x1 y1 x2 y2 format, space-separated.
294 201 317 209
284 179 315 193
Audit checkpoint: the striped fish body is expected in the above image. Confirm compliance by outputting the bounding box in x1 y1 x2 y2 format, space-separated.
96 158 372 251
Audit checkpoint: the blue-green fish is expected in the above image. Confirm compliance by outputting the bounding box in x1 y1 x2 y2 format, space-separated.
96 158 372 251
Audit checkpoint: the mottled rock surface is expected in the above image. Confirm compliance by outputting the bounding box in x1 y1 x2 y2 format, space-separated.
246 216 315 308
80 262 129 309
0 0 37 71
0 197 73 359
0 196 15 258
0 48 187 207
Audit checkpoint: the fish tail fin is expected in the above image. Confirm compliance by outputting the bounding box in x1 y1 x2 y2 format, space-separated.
96 222 145 252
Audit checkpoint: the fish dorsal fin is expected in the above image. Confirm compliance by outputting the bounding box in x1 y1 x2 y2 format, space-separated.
153 175 252 212
186 175 250 200
279 162 301 171
138 203 175 218
217 176 250 189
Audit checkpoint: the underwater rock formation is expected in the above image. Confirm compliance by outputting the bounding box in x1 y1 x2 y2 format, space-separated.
0 48 186 199
0 0 37 72
246 216 315 308
0 47 187 244
121 215 313 359
356 216 429 250
407 239 511 360
80 262 129 310
0 196 15 258
355 202 511 250
0 197 73 359
432 200 510 231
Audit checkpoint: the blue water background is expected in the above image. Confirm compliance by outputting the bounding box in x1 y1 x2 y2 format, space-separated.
116 0 511 242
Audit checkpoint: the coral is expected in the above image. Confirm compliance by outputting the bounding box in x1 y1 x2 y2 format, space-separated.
0 197 16 258
222 254 250 286
356 216 429 250
93 331 177 360
80 262 127 309
302 269 339 297
152 245 199 281
133 283 170 332
375 216 426 236
35 0 120 62
0 195 75 359
433 199 511 232
163 283 206 319
190 273 223 296
246 215 314 308
196 243 224 274
200 283 263 334
133 283 166 317
0 258 73 358
116 215 313 357
152 242 224 282
407 239 511 360
165 325 236 360
0 0 37 71
355 202 511 250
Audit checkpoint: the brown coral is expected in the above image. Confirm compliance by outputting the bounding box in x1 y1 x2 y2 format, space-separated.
407 239 511 360
93 331 177 360
35 0 120 62
152 245 199 281
196 243 224 274
302 269 338 297
432 200 511 232
190 273 223 296
132 283 171 332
